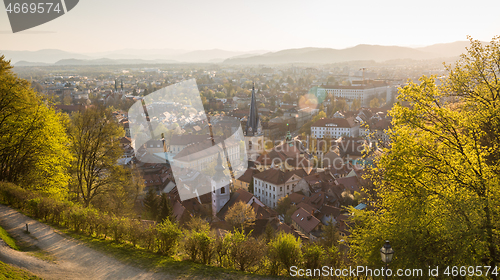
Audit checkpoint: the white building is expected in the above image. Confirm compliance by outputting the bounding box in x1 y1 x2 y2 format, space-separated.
253 169 307 208
317 84 391 106
311 118 359 139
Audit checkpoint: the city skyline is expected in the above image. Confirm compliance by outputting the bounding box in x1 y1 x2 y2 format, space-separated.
1 0 499 53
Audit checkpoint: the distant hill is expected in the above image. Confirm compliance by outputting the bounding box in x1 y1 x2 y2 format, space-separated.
1 49 90 64
223 42 481 65
14 61 51 67
2 41 487 66
415 41 479 58
172 49 267 63
53 58 179 66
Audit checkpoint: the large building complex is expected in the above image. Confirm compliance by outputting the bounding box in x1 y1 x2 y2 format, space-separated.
317 81 391 106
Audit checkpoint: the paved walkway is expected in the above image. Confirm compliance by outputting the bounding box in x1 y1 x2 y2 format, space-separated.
0 204 172 279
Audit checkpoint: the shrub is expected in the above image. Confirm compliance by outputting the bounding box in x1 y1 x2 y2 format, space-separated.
267 233 302 275
156 219 182 256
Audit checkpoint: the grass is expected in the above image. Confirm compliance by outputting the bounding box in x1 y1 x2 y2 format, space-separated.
56 227 281 280
0 225 56 264
0 226 20 251
0 261 42 280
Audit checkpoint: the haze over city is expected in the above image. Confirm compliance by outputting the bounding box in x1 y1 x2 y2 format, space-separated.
1 0 499 53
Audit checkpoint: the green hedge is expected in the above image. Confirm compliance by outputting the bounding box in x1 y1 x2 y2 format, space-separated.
0 182 343 276
0 182 178 257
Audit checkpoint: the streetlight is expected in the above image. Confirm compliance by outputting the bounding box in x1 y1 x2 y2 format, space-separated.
380 240 394 279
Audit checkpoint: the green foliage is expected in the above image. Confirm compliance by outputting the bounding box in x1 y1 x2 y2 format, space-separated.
225 201 256 230
226 229 264 272
276 195 291 216
350 37 500 271
68 105 125 207
369 97 380 108
302 243 324 271
0 55 71 197
143 188 159 220
0 226 20 251
184 217 214 264
0 261 42 280
267 232 302 275
156 219 182 256
157 193 174 223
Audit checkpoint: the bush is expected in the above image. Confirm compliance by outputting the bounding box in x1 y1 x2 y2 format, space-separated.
226 230 263 272
267 233 303 275
110 216 128 243
156 219 182 256
184 230 213 264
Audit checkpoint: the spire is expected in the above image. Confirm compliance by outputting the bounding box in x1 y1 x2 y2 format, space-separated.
246 82 259 136
114 79 117 92
121 80 123 91
213 152 225 182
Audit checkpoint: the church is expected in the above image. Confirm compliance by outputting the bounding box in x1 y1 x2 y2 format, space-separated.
244 84 264 161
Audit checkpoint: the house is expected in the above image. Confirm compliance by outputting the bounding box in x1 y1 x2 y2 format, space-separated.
234 168 260 191
311 117 359 139
318 205 342 225
253 168 307 208
336 176 361 194
216 189 267 220
291 207 322 241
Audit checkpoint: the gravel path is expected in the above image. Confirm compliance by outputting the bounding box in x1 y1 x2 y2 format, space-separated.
0 204 173 279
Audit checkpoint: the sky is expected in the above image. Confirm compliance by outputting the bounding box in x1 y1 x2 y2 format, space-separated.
1 0 499 53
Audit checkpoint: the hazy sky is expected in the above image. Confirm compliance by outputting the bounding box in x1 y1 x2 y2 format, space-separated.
1 0 499 53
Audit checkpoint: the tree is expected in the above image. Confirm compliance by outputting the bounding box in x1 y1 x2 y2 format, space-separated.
157 193 174 222
352 98 361 111
225 201 256 230
248 178 254 194
143 188 159 220
68 105 125 207
92 166 144 215
350 37 500 274
276 195 291 216
320 221 339 249
302 243 324 271
282 93 292 103
184 217 213 264
227 229 264 271
0 55 71 197
369 97 380 108
267 232 303 275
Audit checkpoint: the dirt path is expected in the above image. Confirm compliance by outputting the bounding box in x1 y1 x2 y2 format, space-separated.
0 204 173 279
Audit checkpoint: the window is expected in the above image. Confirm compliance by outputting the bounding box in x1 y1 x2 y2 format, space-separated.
280 187 283 192
287 185 290 190
273 186 275 191
221 187 225 194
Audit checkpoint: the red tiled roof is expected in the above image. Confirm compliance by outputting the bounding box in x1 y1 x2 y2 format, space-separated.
236 168 260 184
254 168 306 185
336 176 361 193
292 207 321 234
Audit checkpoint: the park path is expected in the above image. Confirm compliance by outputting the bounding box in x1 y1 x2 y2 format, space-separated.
0 204 172 280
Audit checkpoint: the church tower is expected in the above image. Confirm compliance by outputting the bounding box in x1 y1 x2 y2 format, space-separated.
244 83 264 161
212 152 230 216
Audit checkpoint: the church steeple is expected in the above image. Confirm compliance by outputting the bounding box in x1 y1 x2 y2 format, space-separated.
120 80 123 92
245 83 259 136
213 152 225 182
